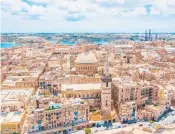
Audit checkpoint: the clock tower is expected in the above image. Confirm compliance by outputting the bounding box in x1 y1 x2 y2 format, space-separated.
101 51 112 117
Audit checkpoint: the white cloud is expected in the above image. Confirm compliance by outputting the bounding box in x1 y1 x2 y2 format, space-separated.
1 10 11 18
29 5 46 16
1 0 175 32
95 0 125 4
1 0 30 12
133 7 147 15
150 8 161 15
28 0 51 4
167 0 175 6
121 7 147 17
146 0 175 16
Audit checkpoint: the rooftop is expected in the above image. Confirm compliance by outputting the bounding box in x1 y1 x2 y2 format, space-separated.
61 83 101 91
0 111 25 123
0 88 34 103
75 51 98 64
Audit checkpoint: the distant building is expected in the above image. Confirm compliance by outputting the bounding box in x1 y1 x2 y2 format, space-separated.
149 29 152 41
145 30 148 41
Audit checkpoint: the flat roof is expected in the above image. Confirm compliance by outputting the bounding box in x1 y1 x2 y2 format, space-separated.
0 88 34 103
0 111 25 123
146 105 163 111
56 48 70 50
114 45 132 48
61 83 101 91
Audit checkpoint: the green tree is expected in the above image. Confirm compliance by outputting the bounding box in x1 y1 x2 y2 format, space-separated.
85 127 91 134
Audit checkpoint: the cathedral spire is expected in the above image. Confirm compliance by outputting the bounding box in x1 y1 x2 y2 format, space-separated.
104 50 109 77
101 49 112 118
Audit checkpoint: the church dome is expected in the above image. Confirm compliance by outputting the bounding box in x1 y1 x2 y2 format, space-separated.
75 51 97 64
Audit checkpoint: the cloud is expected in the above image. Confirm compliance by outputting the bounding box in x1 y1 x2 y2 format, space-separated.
120 7 147 17
145 4 151 15
1 0 175 32
65 13 85 21
132 7 147 16
146 0 175 16
29 5 46 16
27 0 50 4
1 0 174 21
1 0 30 12
150 7 161 16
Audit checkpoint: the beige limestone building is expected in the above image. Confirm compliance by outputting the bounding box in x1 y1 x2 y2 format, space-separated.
75 51 98 76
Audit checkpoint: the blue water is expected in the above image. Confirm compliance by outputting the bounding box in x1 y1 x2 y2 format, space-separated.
48 40 75 45
60 41 75 45
93 40 108 45
1 40 108 48
48 40 57 45
1 42 21 48
48 40 108 45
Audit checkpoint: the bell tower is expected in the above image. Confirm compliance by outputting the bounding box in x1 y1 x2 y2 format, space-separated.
101 50 112 117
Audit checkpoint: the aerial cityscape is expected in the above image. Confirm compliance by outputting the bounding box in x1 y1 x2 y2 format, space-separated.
1 0 175 134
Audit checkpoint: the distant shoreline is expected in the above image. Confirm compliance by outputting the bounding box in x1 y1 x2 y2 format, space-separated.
1 33 175 34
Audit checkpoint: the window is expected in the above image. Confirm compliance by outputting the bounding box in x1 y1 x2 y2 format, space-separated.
106 82 108 87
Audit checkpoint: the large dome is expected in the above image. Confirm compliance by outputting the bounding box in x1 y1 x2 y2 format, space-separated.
75 51 98 64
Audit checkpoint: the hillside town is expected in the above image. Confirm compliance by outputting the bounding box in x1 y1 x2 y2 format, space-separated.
1 40 175 134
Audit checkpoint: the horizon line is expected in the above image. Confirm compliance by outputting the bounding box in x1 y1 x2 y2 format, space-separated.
1 32 175 34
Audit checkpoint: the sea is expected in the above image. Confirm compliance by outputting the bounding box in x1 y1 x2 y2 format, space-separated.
0 42 21 48
0 40 108 48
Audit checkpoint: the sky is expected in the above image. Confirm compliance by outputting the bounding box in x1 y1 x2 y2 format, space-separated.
1 0 175 33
